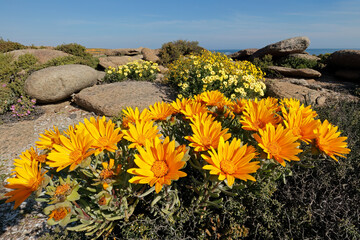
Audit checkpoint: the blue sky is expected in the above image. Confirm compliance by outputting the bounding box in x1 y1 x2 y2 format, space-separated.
1 0 360 49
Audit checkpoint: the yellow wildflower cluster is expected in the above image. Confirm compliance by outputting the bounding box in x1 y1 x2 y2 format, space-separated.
4 91 350 237
166 50 266 98
105 60 160 82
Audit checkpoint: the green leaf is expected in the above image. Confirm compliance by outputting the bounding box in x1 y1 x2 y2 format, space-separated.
151 195 162 207
139 186 155 198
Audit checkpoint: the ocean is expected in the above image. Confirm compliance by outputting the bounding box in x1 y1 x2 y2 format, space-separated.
213 48 360 56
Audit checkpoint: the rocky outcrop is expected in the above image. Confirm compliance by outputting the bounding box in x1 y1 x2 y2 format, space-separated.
328 50 360 69
228 48 258 61
252 36 310 59
6 49 70 64
141 48 160 62
99 55 143 68
24 64 99 103
267 66 321 78
287 53 320 61
104 48 143 56
73 81 174 116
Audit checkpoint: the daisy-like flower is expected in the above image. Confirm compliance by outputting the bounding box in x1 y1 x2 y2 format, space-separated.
5 161 47 209
121 107 152 128
240 98 282 132
99 158 121 189
47 130 95 172
13 147 47 168
202 137 260 186
36 126 62 150
180 101 208 119
200 90 231 110
171 97 193 113
185 113 231 152
148 102 174 121
281 98 317 119
254 123 303 166
282 107 320 143
314 120 350 161
230 98 248 115
44 201 73 227
45 176 80 204
122 120 162 148
80 116 123 155
128 137 187 193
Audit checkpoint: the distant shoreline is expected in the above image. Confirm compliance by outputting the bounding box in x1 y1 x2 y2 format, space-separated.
213 48 360 56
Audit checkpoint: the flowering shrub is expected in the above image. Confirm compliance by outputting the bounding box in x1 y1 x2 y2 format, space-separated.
4 91 350 238
104 60 160 83
165 50 266 99
9 95 36 118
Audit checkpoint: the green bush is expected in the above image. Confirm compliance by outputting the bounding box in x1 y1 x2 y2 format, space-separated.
0 38 26 53
55 43 88 57
159 40 204 66
276 56 318 69
14 53 38 69
41 55 99 69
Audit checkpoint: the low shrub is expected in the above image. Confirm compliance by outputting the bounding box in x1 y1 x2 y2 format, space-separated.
277 56 318 69
166 50 266 99
41 55 99 69
55 43 88 57
0 83 14 114
0 38 26 53
4 94 351 239
104 60 160 83
9 95 36 118
14 53 38 69
159 40 203 66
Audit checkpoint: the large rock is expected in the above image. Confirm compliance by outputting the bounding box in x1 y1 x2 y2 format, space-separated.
335 69 360 81
104 48 143 56
25 64 100 103
328 50 360 69
6 49 70 64
267 66 321 78
141 48 160 62
287 53 320 61
99 55 143 68
228 48 258 60
252 36 310 59
73 81 174 116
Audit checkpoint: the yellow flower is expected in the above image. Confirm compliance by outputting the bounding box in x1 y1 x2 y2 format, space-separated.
281 98 317 119
79 116 123 155
282 107 320 144
36 126 62 150
230 98 248 115
180 101 208 119
314 120 350 161
122 120 162 148
254 123 302 166
202 137 260 186
5 161 46 209
121 107 152 128
185 113 231 152
240 98 282 131
47 130 95 172
148 102 174 121
199 90 231 110
171 97 193 113
13 147 47 168
128 137 187 193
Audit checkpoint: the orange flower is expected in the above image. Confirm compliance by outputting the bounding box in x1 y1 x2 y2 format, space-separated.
314 120 350 161
282 107 320 144
128 137 187 193
148 102 174 121
47 130 95 172
202 137 260 186
230 98 248 114
121 107 152 128
80 116 123 155
5 161 46 209
13 147 47 168
281 98 317 119
122 120 162 148
36 126 62 150
254 123 303 166
185 113 231 152
180 101 208 119
199 90 231 110
240 98 282 131
171 98 193 113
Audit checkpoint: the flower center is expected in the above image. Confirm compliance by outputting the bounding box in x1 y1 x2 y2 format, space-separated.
100 169 114 179
255 120 265 130
267 142 281 155
151 160 169 178
98 196 107 206
28 177 41 192
69 150 83 164
55 183 71 196
49 207 69 221
98 136 109 147
36 154 47 163
220 160 235 174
